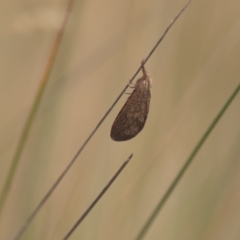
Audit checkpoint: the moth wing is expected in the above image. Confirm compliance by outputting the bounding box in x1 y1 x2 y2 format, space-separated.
111 85 151 141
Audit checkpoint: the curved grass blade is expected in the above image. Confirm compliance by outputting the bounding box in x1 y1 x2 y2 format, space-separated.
135 83 240 240
0 0 75 223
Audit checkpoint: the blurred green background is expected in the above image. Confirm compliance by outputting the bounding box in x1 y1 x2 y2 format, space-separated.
0 0 240 239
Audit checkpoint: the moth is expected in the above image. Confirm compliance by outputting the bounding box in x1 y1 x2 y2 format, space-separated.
110 61 152 141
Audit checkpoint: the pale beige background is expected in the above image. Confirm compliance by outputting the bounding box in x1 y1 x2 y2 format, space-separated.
0 0 240 240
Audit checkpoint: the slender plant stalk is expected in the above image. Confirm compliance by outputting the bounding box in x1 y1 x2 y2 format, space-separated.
10 1 191 239
0 0 75 216
135 83 240 240
62 154 133 240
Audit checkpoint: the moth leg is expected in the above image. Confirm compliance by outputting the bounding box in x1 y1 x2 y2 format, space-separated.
128 79 135 88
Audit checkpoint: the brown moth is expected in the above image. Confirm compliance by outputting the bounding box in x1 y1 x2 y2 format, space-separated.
111 61 152 141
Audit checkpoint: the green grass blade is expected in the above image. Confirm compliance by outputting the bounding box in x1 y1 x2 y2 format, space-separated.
0 0 74 216
135 83 240 240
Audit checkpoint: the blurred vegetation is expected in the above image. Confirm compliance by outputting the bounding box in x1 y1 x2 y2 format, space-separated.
0 0 240 240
